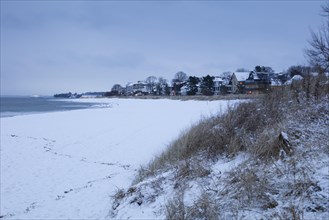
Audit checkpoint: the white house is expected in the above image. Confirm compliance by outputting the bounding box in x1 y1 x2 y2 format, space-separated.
213 76 225 95
125 81 148 95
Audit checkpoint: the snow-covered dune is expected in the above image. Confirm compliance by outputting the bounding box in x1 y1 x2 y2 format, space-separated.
0 98 238 219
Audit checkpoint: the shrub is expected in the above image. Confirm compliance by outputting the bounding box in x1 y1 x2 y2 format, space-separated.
165 189 220 220
185 192 220 220
165 190 186 220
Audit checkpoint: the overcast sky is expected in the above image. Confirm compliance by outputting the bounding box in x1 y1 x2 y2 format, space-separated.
0 0 325 96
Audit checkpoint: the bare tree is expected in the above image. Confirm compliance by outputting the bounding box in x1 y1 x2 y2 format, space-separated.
172 72 188 95
254 66 274 73
107 84 124 96
145 76 157 94
221 71 232 80
156 77 168 95
287 65 312 78
111 84 123 92
305 2 329 73
173 71 188 83
158 77 167 85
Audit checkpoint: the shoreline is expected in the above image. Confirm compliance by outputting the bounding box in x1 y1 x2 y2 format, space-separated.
0 97 112 118
85 93 261 101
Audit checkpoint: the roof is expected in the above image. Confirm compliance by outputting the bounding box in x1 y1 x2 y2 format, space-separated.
233 72 250 81
257 72 275 80
214 76 224 82
291 75 303 81
250 72 260 80
284 75 303 85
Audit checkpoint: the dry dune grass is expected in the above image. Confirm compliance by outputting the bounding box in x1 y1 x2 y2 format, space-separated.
135 75 328 184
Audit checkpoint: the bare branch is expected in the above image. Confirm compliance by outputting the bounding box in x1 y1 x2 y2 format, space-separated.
305 1 329 72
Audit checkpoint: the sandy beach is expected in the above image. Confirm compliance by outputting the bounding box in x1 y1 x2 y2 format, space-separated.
0 98 237 219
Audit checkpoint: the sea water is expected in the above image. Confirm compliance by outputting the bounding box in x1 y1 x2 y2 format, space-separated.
0 96 98 118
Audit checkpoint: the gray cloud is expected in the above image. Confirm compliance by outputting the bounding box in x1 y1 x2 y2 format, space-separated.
0 1 325 95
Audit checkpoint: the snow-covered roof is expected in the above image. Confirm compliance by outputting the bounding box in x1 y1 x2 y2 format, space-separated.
214 76 224 82
249 72 260 80
285 75 303 85
291 75 303 81
233 72 250 81
137 81 147 85
271 78 282 86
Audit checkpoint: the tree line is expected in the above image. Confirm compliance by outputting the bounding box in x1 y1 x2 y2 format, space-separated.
105 63 323 97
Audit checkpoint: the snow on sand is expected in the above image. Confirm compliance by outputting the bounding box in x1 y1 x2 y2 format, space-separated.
0 98 237 219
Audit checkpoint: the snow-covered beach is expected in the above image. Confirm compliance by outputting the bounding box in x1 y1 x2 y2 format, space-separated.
0 98 237 219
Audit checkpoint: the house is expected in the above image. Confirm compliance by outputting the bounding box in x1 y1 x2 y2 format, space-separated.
228 72 250 94
125 82 134 95
244 71 289 94
213 76 225 95
244 71 272 94
180 84 189 96
125 81 148 95
171 81 186 96
276 73 290 84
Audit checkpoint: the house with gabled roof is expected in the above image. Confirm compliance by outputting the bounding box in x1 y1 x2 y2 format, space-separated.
228 72 250 94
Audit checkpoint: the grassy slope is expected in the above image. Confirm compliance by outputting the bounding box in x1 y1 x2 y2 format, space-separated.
110 77 329 219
